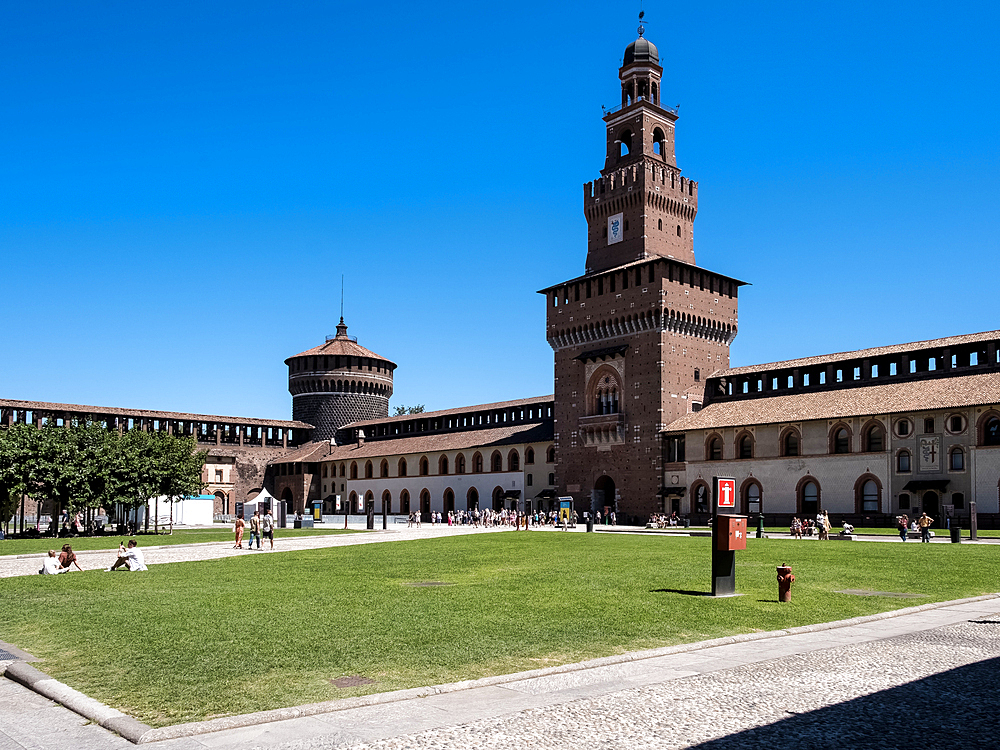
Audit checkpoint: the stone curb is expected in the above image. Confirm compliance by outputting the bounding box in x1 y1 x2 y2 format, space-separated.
3 661 153 743
136 591 1000 744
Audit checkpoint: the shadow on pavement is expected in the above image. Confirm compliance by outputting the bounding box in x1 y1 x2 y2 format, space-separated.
687 656 1000 749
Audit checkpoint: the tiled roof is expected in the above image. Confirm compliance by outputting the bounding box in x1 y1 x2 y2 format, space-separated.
343 395 554 429
286 337 394 365
270 421 554 464
664 372 1000 432
0 398 311 429
720 330 1000 377
537 256 748 293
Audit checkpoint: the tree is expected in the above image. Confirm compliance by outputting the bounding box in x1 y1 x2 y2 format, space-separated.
393 404 425 416
151 432 206 534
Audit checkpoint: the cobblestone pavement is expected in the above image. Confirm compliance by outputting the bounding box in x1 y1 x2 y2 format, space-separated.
259 614 1000 750
0 524 513 578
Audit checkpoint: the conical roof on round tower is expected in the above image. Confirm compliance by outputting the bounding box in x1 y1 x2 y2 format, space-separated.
284 319 396 368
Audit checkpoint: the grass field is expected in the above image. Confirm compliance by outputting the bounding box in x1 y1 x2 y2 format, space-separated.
1 532 997 727
0 527 357 556
761 526 1000 538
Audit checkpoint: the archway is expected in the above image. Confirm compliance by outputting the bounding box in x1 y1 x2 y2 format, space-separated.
922 490 939 515
593 475 616 516
444 488 455 514
467 487 479 511
420 489 431 522
382 489 392 515
400 489 410 515
280 487 294 517
492 486 504 511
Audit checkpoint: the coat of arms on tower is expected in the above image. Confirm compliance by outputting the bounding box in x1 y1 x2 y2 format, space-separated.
608 213 624 244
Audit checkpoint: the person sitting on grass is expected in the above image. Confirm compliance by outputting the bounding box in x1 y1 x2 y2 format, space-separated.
39 550 69 575
841 521 855 535
106 539 148 572
59 543 84 571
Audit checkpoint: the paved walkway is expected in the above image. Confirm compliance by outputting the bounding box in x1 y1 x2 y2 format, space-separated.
2 589 998 749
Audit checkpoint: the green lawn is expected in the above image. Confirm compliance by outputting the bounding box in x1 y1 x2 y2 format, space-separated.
762 526 1000 537
1 533 997 727
0 527 357 556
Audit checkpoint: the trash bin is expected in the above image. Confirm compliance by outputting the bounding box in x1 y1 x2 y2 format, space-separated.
587 520 594 533
950 526 961 544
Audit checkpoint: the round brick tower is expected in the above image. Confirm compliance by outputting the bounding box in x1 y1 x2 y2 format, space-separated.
286 319 395 442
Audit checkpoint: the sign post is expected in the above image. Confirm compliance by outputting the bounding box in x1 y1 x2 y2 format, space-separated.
711 476 746 597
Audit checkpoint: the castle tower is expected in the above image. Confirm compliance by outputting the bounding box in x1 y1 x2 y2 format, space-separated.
286 319 395 443
541 24 744 521
584 29 697 274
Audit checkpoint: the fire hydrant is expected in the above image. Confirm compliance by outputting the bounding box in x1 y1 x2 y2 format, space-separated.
777 564 794 603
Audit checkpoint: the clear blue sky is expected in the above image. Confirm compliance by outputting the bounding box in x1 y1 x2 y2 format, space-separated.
2 1 997 421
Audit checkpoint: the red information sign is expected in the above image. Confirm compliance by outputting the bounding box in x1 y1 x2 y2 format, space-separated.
714 477 737 509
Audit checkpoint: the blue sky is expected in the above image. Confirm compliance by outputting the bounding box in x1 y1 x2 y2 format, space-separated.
2 1 997 421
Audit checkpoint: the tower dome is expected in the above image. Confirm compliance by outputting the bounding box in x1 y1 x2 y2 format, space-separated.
623 36 658 66
285 319 395 442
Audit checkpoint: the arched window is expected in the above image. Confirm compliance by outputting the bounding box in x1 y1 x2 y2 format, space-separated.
491 452 503 472
652 127 665 156
897 450 911 473
742 480 762 515
589 367 622 416
693 483 709 513
708 436 722 461
525 447 535 465
863 423 885 452
349 490 358 510
419 457 429 476
508 450 520 472
799 479 820 515
398 458 407 477
473 452 484 473
658 218 662 230
322 465 328 478
981 415 1000 446
455 453 466 474
400 489 410 514
950 447 965 471
618 129 633 158
676 225 681 237
466 487 479 511
439 455 449 475
832 427 850 454
380 459 389 478
781 429 800 457
861 479 879 512
546 445 555 463
738 434 753 459
365 460 373 479
350 462 358 480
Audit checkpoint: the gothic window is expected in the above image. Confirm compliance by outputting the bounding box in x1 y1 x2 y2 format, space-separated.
508 451 520 471
897 450 911 473
546 445 555 463
589 368 622 416
525 448 535 464
491 452 503 472
439 455 449 475
455 453 466 474
420 457 429 476
950 447 965 471
473 452 484 473
350 462 358 480
617 129 633 159
658 219 662 230
380 460 388 478
365 461 373 479
738 434 753 459
398 458 407 477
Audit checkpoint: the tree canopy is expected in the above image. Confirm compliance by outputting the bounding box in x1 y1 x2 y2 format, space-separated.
0 422 206 528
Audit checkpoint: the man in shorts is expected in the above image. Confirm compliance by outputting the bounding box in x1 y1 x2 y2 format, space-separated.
262 508 275 550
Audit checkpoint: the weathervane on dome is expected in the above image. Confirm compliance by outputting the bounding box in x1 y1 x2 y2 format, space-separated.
637 3 647 37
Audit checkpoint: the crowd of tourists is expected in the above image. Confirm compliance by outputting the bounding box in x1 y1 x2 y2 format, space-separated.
647 512 681 528
405 508 576 529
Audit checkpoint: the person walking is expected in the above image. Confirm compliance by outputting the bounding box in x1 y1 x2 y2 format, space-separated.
897 514 909 542
262 508 275 550
233 515 246 548
248 510 261 550
918 512 934 543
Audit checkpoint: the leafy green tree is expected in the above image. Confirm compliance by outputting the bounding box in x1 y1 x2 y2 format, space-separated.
393 404 425 416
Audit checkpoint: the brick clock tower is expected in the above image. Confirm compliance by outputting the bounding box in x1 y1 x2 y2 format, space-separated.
540 26 746 521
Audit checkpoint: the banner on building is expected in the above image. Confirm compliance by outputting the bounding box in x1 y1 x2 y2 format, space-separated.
608 213 624 244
